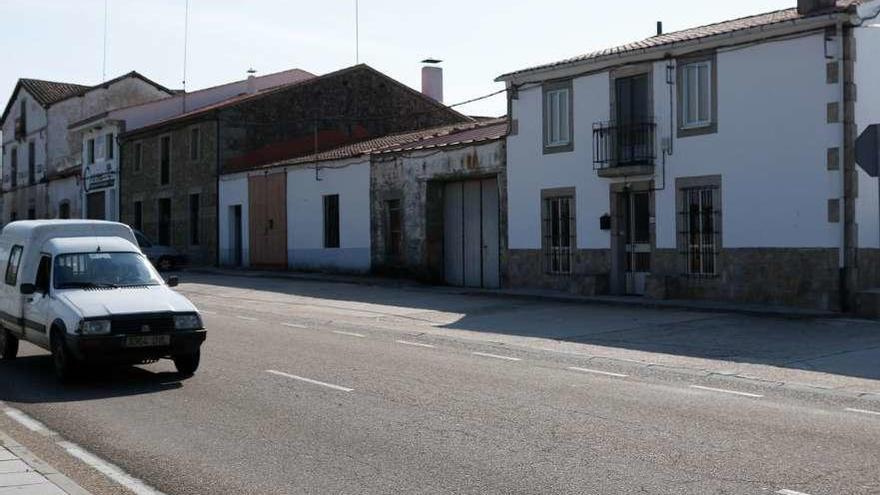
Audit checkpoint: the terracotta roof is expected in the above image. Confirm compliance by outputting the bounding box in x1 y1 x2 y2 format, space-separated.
2 71 176 124
251 118 507 170
18 79 90 106
498 1 866 80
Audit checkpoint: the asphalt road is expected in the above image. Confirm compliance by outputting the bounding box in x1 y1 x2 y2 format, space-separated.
0 274 879 494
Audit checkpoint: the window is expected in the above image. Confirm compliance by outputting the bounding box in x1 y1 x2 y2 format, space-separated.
19 100 26 133
9 211 17 222
158 198 171 245
58 202 70 219
54 252 162 289
677 56 717 136
190 128 200 161
677 176 721 277
27 141 35 185
105 133 114 160
34 255 51 293
5 245 23 286
159 136 171 185
323 194 340 249
385 199 402 258
542 191 575 274
543 82 572 151
10 147 17 188
189 194 200 245
87 138 95 164
133 201 143 231
134 142 143 171
27 207 35 220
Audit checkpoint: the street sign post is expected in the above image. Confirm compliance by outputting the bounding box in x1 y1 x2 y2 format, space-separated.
856 124 880 177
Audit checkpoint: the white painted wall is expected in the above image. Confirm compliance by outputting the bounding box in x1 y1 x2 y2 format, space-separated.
287 160 371 273
855 21 880 249
507 31 843 254
218 174 250 266
80 122 121 221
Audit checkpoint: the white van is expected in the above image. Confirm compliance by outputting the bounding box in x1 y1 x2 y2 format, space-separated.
0 220 206 381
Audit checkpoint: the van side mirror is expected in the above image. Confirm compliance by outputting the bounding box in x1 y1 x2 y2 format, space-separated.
20 283 36 295
167 276 179 288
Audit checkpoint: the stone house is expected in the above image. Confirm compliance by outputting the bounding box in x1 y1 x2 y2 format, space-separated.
119 64 469 267
0 73 174 223
497 0 880 312
370 118 508 287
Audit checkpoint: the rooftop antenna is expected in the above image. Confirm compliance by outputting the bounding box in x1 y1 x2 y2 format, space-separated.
102 0 109 81
355 0 359 64
182 0 190 113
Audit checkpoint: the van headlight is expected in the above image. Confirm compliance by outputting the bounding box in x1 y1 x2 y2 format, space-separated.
79 320 112 335
174 314 202 330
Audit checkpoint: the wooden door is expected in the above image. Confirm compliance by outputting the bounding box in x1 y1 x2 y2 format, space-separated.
249 173 287 268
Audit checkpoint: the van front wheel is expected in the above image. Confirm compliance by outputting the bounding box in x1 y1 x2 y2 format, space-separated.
0 329 18 360
51 332 77 383
173 350 200 376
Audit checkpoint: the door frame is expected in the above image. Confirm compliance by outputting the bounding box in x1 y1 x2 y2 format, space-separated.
610 181 655 295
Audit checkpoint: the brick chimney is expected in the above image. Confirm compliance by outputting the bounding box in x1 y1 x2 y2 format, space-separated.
798 0 836 15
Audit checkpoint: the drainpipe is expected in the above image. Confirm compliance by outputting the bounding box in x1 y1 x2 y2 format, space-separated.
842 21 858 311
215 115 221 267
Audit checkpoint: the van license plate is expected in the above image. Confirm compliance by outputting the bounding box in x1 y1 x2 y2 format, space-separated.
124 335 171 348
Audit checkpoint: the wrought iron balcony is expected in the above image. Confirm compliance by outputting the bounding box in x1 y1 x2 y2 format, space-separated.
592 121 657 175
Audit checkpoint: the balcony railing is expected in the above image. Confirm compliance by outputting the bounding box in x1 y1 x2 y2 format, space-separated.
593 121 656 170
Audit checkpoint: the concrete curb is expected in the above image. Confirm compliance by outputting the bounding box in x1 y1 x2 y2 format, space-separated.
0 429 91 495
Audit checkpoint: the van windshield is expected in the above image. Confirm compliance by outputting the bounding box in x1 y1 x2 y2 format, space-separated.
54 252 163 289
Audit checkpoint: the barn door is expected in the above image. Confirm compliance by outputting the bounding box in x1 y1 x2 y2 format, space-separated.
443 178 500 289
249 174 287 268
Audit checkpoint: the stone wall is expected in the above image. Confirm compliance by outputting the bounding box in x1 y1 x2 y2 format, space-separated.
507 249 611 296
371 139 506 283
120 120 218 266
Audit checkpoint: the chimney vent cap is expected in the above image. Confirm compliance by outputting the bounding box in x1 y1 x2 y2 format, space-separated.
422 58 443 64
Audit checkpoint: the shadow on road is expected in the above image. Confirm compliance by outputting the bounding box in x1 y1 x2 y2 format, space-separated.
181 271 880 382
0 355 184 404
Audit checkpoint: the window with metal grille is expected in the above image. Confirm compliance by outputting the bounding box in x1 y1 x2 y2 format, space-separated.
10 147 17 188
385 199 402 258
323 194 340 249
27 141 35 185
105 133 114 160
543 195 574 274
681 187 719 276
133 201 143 231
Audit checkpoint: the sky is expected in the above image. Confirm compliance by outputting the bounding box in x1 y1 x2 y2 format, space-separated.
1 0 798 117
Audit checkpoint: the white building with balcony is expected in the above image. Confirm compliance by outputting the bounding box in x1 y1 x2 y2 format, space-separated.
498 0 880 312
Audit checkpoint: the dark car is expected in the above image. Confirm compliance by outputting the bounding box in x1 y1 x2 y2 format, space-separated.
133 230 187 271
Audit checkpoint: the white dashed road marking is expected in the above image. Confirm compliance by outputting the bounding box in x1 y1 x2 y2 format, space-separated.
568 367 628 378
845 407 880 417
395 340 436 349
266 370 354 392
776 489 813 495
282 322 309 329
235 316 258 321
59 440 166 495
472 352 521 362
332 330 366 338
690 385 764 398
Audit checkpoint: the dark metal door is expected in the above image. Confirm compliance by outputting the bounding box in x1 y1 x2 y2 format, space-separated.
623 191 651 295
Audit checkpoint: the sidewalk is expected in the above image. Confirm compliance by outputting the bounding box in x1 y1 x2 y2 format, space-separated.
187 266 844 319
0 430 88 495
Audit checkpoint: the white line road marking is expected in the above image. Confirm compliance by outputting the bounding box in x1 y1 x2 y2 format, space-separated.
472 352 521 362
4 408 54 436
776 489 813 495
58 440 166 495
332 330 365 338
845 407 880 417
396 340 436 349
266 370 354 392
235 316 258 321
568 367 629 378
282 322 309 329
689 385 764 398
199 310 216 315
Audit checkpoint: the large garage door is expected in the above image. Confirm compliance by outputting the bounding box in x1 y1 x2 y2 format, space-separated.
249 173 287 268
443 177 500 289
